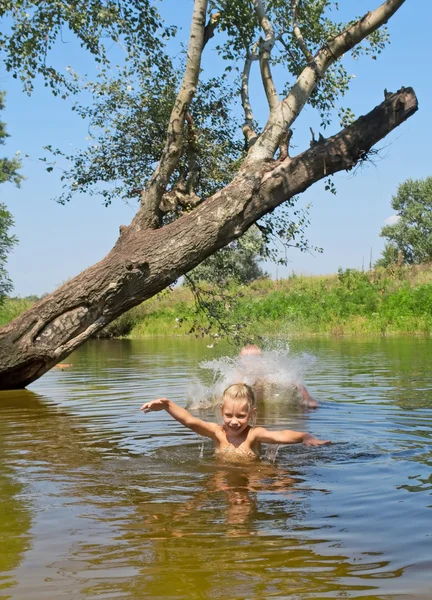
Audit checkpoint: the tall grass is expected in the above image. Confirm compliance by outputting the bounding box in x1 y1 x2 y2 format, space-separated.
2 264 432 337
120 265 432 338
0 297 35 327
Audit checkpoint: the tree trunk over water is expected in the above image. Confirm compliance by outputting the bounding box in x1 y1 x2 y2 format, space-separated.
0 87 418 389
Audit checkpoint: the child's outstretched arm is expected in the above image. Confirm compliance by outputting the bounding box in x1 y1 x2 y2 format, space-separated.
251 427 330 447
140 398 219 439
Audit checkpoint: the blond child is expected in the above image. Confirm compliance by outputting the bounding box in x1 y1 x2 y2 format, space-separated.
140 383 330 459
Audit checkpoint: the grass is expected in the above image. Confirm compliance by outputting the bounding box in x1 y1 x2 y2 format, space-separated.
2 263 432 338
0 296 35 327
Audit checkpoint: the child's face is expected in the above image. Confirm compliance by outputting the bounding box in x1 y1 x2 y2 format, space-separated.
221 399 254 434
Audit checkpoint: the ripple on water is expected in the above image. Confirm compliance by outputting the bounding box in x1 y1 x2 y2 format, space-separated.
0 338 431 599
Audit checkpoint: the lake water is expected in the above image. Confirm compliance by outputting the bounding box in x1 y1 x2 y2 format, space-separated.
0 338 431 599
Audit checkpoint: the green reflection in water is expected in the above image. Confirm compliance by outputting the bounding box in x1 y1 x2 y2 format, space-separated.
0 338 430 599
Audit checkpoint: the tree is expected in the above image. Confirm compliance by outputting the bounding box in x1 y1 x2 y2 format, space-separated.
190 227 266 286
184 227 267 340
378 177 432 266
0 91 22 303
0 0 175 95
0 0 418 389
0 205 16 301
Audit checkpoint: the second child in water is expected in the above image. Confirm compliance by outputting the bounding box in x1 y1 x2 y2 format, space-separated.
140 383 330 459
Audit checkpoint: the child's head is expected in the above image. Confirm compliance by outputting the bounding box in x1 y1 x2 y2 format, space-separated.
239 344 262 357
221 383 257 429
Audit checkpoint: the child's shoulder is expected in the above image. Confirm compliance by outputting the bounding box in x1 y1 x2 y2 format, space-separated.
247 426 268 441
213 423 226 438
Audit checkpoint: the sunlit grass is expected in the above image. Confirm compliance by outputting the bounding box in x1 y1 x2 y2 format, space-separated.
2 263 432 338
0 297 35 327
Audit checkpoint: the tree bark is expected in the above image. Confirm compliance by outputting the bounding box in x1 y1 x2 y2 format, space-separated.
0 87 418 389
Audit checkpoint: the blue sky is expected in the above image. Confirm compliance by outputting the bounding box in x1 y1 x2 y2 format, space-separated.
1 0 430 297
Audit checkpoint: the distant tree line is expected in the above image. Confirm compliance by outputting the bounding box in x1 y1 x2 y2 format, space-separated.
377 176 432 267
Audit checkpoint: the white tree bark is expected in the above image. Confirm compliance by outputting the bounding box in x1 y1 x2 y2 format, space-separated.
248 0 407 161
139 0 209 227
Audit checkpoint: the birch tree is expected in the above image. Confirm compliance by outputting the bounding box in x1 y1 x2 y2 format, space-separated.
0 0 418 389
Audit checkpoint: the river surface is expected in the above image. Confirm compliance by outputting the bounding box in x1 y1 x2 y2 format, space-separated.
0 338 431 599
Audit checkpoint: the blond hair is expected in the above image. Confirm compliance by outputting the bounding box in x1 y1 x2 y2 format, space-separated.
222 383 256 412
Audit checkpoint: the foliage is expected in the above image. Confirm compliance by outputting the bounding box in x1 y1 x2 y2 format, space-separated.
378 177 432 266
190 227 266 286
181 228 265 343
0 203 16 300
0 92 22 187
0 0 175 95
44 61 245 208
105 265 432 339
36 2 391 217
0 296 35 327
0 91 22 303
0 1 402 344
210 0 389 127
5 266 432 338
26 2 389 302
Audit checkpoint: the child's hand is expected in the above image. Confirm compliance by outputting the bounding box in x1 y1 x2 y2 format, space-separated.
140 398 169 413
303 433 331 447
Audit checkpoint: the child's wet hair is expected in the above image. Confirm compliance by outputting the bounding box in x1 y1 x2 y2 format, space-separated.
222 383 256 411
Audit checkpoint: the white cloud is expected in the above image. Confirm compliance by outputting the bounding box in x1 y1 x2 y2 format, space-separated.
384 215 400 226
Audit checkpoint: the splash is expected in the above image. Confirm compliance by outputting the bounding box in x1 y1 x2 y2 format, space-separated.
186 344 315 410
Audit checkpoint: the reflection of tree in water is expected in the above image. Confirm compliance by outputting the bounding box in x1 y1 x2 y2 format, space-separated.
0 388 133 597
0 393 40 589
0 463 32 590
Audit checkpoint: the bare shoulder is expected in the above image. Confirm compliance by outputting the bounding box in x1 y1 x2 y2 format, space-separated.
248 426 268 442
212 424 226 438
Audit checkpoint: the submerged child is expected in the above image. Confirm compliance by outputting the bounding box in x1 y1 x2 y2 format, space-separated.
239 344 318 408
140 382 330 459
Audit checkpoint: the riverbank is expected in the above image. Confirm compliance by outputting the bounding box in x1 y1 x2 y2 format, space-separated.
3 265 432 338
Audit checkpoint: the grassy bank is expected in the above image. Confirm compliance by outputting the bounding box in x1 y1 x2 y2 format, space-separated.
0 296 35 328
99 264 432 338
3 265 432 338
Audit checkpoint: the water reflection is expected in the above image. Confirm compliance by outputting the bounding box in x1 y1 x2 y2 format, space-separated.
0 338 431 598
0 393 33 593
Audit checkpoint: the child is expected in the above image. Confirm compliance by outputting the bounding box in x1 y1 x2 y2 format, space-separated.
140 382 330 459
239 344 318 408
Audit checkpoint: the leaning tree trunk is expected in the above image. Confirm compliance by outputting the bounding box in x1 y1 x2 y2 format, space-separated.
0 88 418 389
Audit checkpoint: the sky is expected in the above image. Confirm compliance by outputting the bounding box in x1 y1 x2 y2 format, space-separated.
1 0 431 297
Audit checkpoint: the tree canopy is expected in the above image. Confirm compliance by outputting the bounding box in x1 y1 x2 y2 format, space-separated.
37 1 391 211
378 177 432 266
0 91 22 302
0 0 175 95
31 0 393 274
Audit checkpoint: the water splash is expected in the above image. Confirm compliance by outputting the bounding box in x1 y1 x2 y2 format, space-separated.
264 444 280 463
186 344 315 410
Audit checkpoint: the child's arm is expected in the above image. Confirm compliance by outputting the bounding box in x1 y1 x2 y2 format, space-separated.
140 398 219 439
251 426 330 447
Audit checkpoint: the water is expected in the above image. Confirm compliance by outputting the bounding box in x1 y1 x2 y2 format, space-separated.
189 342 316 409
0 337 431 599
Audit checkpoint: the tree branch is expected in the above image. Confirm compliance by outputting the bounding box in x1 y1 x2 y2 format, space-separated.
291 0 313 63
258 87 417 214
241 51 259 147
0 87 417 388
252 0 279 111
248 0 407 161
137 0 209 229
203 11 220 48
